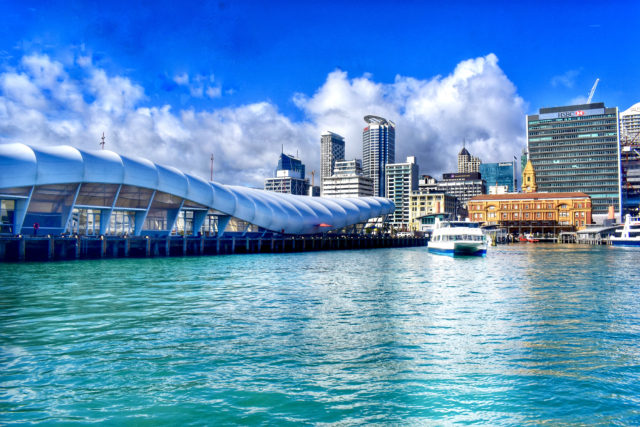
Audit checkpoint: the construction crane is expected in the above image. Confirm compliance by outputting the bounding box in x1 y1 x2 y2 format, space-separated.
587 78 599 104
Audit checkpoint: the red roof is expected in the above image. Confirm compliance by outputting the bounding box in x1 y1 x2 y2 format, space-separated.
469 192 590 202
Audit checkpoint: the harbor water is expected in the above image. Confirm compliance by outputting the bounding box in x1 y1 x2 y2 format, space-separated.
1 244 640 424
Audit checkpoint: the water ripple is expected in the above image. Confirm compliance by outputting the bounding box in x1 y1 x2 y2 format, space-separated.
1 245 640 424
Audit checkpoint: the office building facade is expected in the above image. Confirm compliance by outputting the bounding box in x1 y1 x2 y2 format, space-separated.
620 102 640 144
322 159 374 198
264 153 309 196
409 192 458 232
480 162 516 193
420 173 484 208
363 115 395 197
620 103 640 215
320 131 345 191
527 102 621 221
385 156 418 228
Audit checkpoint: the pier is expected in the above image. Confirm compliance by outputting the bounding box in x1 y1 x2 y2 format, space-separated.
0 234 427 262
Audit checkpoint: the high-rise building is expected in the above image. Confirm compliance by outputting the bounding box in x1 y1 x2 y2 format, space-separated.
620 103 640 216
362 115 395 197
527 102 621 222
458 147 481 173
420 173 485 208
320 131 345 192
620 102 640 144
385 156 418 228
322 159 374 198
264 153 309 195
480 162 516 193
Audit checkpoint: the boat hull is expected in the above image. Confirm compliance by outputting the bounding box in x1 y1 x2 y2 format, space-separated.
610 239 640 247
428 242 487 257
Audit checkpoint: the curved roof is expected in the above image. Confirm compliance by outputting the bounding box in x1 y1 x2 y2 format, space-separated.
0 143 394 234
363 115 394 126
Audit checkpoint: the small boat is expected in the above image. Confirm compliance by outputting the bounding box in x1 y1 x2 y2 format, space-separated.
609 214 640 247
518 234 539 243
428 219 487 256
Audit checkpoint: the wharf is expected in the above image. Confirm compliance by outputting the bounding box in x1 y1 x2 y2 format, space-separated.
0 234 427 262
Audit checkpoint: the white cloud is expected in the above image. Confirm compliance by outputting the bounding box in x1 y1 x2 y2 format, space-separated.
0 52 526 187
295 53 526 175
173 73 189 86
206 86 222 99
551 69 581 89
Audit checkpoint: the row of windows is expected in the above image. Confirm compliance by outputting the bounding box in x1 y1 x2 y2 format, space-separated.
469 202 586 211
534 165 618 172
529 114 617 125
529 138 618 147
529 139 618 149
528 125 616 136
529 129 618 141
529 119 618 130
530 151 617 159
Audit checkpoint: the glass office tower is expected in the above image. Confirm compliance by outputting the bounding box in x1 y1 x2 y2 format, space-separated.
527 102 621 221
363 115 395 197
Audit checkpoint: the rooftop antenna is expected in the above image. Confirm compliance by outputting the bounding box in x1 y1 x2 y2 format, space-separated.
210 154 214 181
587 78 599 104
100 132 106 150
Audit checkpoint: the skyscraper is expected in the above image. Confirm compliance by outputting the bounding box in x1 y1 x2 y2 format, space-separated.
362 115 395 197
385 156 419 228
458 147 481 173
620 102 640 144
527 102 620 222
479 162 516 193
264 153 309 195
320 131 345 192
620 102 640 216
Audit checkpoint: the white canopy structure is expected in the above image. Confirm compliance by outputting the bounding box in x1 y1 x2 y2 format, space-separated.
0 144 394 236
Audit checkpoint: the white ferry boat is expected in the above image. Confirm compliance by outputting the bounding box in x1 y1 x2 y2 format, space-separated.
428 219 487 256
609 214 640 247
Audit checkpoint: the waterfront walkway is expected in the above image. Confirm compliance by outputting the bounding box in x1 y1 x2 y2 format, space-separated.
0 234 427 262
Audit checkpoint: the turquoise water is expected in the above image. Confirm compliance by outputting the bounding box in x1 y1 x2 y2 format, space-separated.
1 244 640 425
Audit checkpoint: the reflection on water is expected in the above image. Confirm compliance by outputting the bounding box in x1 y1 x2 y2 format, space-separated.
1 244 640 424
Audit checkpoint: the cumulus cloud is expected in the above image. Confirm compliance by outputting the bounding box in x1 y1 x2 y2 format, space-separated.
0 52 526 188
296 53 526 176
551 69 581 89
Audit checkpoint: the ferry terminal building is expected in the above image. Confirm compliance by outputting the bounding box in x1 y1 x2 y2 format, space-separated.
467 161 591 236
0 144 394 238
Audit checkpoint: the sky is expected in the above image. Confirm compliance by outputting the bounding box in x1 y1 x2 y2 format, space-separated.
0 0 638 187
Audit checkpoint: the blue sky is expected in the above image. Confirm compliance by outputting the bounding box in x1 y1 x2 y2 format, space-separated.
0 1 638 185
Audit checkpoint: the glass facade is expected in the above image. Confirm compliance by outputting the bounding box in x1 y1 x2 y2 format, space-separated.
479 162 515 192
363 116 395 197
320 132 345 186
527 103 620 217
